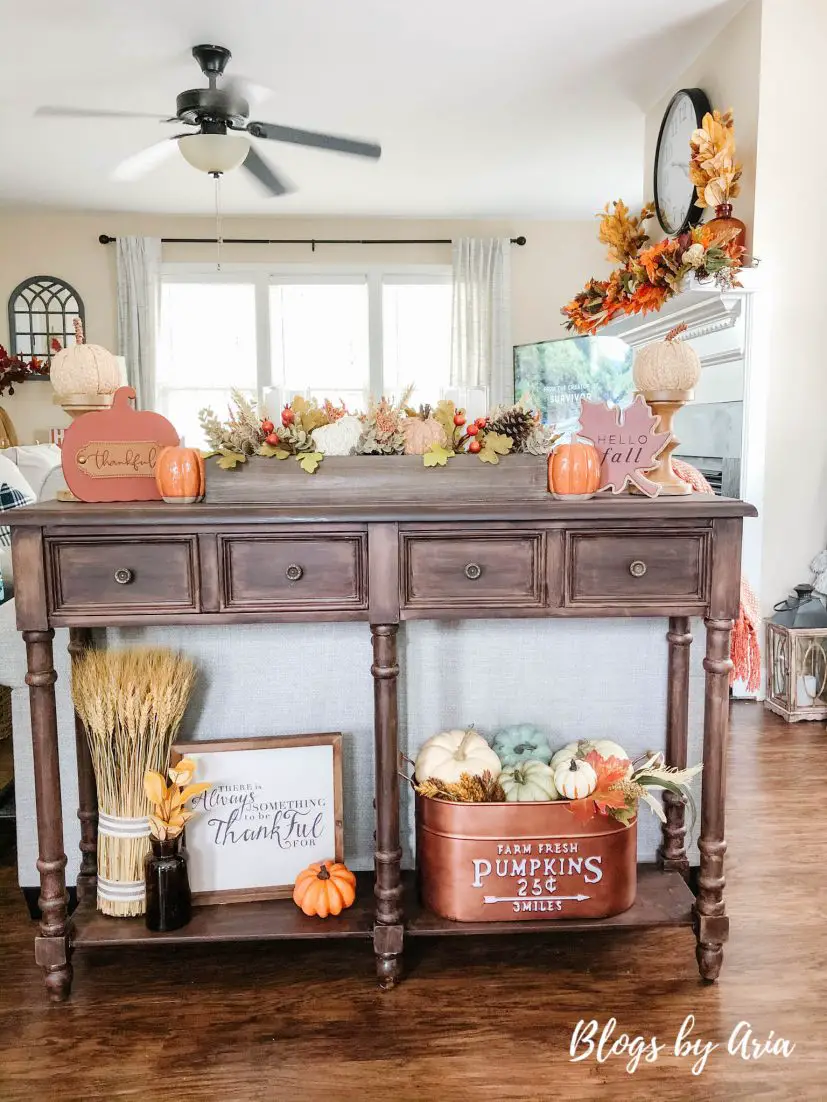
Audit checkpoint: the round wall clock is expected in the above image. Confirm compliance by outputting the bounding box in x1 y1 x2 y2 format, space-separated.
654 87 712 236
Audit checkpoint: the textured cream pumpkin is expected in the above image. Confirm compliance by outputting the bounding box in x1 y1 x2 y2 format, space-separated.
553 758 598 800
414 728 501 784
50 318 120 399
633 336 701 394
499 761 559 802
401 411 448 455
311 414 363 456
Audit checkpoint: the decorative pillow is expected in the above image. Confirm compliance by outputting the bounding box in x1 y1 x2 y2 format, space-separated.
0 481 36 549
0 445 62 500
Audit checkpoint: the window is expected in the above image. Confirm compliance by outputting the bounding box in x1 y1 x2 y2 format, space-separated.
157 266 452 447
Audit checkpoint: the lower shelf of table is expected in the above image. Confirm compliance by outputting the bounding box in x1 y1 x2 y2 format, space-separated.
70 866 694 949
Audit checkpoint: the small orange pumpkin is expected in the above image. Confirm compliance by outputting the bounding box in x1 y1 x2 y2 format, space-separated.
293 860 357 918
548 440 601 498
155 445 205 504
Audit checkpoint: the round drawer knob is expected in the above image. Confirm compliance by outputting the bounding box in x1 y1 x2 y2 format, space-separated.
629 560 647 578
285 563 304 582
464 562 483 581
114 568 133 585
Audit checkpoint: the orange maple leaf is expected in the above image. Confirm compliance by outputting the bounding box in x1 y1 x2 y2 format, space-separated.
566 751 630 822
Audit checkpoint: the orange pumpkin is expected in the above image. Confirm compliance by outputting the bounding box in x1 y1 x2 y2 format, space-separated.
293 860 357 918
548 441 601 498
155 446 205 504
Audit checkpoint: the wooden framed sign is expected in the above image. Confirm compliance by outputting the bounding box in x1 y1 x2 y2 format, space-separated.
172 733 344 906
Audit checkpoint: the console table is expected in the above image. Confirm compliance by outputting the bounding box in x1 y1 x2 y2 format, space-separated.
9 494 755 1002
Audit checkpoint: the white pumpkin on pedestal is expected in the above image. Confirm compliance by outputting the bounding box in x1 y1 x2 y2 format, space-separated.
50 318 120 404
633 322 702 395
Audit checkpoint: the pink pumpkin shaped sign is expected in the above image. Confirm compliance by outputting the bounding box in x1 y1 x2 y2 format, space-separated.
61 386 180 502
577 395 670 498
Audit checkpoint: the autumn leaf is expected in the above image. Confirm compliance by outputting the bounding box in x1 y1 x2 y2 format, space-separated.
143 771 168 807
578 395 670 496
423 442 454 467
297 451 323 474
170 782 211 810
477 431 513 465
567 797 598 824
257 443 291 459
433 400 457 442
216 449 247 470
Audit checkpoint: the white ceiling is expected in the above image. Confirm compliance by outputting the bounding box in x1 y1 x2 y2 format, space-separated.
0 0 744 217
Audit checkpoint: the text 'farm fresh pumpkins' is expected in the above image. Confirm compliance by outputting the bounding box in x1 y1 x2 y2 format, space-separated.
292 860 356 918
415 728 501 784
548 440 602 499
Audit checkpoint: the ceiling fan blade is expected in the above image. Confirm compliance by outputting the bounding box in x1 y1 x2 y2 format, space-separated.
36 105 172 121
111 136 185 182
247 121 381 159
223 74 273 108
241 146 292 196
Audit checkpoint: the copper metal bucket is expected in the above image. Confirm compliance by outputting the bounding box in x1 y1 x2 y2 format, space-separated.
416 793 637 922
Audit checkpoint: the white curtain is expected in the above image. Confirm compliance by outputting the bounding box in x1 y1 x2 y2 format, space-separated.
116 236 161 410
450 238 512 406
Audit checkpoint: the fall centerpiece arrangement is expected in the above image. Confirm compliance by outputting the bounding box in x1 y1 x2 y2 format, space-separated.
412 724 702 923
689 108 746 249
198 388 558 474
71 648 197 917
143 758 211 932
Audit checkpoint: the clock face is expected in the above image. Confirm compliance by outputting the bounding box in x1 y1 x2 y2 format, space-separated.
655 90 709 236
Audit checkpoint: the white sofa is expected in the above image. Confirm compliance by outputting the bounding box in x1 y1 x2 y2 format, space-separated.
1 448 706 898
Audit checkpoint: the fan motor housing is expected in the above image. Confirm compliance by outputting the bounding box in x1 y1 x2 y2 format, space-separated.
175 88 249 127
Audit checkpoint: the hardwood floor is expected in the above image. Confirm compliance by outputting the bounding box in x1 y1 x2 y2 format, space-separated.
0 703 823 1100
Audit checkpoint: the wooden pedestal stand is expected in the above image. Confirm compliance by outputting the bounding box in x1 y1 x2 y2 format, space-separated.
639 389 693 496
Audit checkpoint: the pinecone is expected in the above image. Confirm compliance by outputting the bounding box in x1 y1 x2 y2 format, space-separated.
487 405 535 451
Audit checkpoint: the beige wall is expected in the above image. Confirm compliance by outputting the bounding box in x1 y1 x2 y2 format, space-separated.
644 0 761 250
0 211 606 442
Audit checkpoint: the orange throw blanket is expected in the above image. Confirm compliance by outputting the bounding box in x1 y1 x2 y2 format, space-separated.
672 459 761 692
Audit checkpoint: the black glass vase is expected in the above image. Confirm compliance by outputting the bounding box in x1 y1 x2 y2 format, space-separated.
144 835 192 932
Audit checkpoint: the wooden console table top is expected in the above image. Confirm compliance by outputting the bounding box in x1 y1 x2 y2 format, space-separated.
9 493 755 1000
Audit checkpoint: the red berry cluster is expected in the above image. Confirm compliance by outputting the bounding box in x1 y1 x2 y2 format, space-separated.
260 405 296 446
454 412 489 454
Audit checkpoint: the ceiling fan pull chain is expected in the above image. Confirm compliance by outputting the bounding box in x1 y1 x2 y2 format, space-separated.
214 172 223 271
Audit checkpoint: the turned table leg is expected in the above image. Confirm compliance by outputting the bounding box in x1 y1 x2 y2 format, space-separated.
25 629 73 1002
371 623 403 989
695 616 733 982
658 617 692 877
68 628 97 904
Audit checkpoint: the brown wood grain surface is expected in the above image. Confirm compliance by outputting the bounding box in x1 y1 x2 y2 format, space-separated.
0 704 822 1100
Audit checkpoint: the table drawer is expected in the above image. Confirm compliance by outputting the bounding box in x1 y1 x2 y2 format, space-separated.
219 534 368 611
47 537 198 615
566 530 709 606
401 532 544 609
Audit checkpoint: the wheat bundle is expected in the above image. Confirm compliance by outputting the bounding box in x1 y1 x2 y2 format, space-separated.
72 648 196 917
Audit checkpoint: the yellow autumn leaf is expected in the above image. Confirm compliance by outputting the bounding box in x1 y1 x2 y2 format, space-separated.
423 442 454 467
168 758 196 786
297 451 323 474
170 782 211 810
144 771 168 806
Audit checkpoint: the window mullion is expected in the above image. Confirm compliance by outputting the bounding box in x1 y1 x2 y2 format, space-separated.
255 273 271 400
367 271 384 399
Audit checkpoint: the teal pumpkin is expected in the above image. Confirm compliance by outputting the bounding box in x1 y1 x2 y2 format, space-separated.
491 724 553 768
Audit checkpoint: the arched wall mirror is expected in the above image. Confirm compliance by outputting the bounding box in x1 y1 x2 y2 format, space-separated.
7 276 85 364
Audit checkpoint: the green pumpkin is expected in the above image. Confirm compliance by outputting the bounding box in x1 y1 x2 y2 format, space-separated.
491 724 553 768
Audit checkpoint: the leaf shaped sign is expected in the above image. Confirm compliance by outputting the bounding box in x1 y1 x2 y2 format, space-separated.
577 395 670 497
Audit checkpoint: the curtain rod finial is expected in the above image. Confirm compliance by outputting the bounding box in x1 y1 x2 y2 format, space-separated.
512 236 526 246
99 234 115 244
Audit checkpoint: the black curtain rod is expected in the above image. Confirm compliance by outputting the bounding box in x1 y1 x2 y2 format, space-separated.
98 233 526 248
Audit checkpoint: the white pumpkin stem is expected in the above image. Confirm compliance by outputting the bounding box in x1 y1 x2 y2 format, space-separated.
456 727 476 759
665 321 688 342
73 317 85 345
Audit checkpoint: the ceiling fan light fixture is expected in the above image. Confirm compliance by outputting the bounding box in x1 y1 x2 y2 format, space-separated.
178 132 249 174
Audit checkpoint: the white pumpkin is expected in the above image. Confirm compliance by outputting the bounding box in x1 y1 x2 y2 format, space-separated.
415 728 501 784
50 317 120 399
553 758 598 800
311 414 364 456
500 761 559 802
633 331 701 394
550 739 630 769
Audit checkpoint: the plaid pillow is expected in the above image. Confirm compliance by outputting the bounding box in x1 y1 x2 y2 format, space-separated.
0 482 36 547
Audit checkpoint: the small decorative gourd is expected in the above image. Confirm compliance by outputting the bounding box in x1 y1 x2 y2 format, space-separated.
499 761 559 802
553 757 598 800
401 405 448 455
155 445 205 503
491 724 553 767
548 440 601 498
414 727 501 784
311 414 364 456
551 738 630 769
50 318 121 399
292 860 356 917
633 323 701 395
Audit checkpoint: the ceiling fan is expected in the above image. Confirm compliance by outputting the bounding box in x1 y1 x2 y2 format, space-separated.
34 44 382 196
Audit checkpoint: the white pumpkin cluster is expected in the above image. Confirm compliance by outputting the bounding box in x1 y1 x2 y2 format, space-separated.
413 727 631 803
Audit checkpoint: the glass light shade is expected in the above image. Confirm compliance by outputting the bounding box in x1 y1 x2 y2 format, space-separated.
178 133 250 174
